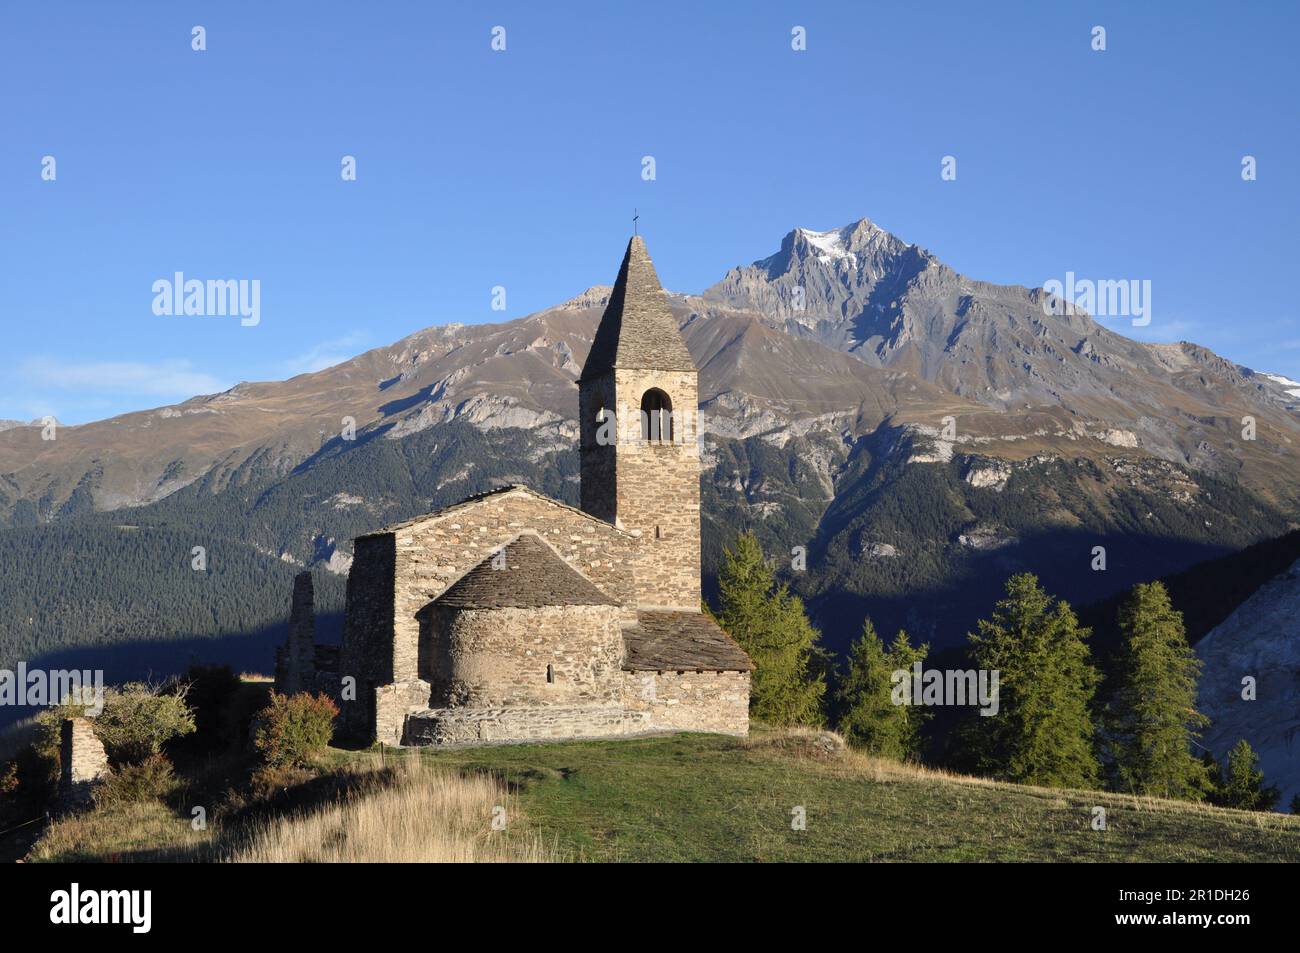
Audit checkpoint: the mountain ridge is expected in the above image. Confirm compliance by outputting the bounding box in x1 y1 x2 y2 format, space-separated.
5 217 1299 523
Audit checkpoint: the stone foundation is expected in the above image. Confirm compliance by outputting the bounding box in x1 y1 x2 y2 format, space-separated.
391 671 751 747
404 705 645 746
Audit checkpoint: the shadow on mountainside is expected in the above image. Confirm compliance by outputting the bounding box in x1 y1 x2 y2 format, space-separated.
0 613 343 733
798 528 1237 657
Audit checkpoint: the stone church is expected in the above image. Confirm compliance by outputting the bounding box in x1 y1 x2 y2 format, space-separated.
277 235 753 746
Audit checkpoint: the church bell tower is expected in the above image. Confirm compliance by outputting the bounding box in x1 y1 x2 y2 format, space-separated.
578 235 701 610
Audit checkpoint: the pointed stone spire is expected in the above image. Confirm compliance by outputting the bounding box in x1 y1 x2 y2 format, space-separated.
579 235 695 381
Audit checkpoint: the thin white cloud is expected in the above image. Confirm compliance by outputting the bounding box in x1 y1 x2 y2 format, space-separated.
282 331 368 376
17 357 227 397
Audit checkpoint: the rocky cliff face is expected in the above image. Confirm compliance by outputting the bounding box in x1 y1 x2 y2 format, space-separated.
1197 558 1300 812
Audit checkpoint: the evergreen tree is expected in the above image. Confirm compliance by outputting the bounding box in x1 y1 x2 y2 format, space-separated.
967 573 1101 788
836 619 928 759
1214 739 1279 811
1108 582 1212 800
717 532 826 726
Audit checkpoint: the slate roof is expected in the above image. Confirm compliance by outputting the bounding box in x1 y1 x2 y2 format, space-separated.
430 533 619 610
578 235 696 381
621 610 754 672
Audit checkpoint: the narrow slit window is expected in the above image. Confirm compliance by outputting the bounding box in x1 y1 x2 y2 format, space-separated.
546 663 555 684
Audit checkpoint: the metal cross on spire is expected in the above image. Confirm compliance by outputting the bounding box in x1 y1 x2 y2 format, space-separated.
633 208 639 236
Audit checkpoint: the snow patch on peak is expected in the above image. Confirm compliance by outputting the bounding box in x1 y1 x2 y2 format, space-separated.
1264 373 1300 398
797 226 855 260
797 220 913 259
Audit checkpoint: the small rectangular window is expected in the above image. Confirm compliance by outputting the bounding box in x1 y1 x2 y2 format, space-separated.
546 664 554 684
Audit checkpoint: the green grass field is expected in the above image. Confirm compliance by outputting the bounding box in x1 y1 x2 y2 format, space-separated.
359 730 1299 863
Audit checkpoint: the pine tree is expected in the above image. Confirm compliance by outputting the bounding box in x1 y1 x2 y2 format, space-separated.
1214 739 1279 811
967 573 1101 787
717 532 826 726
836 619 928 759
1109 582 1211 800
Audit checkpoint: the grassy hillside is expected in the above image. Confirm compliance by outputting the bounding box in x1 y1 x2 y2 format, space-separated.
23 730 1300 863
399 732 1299 862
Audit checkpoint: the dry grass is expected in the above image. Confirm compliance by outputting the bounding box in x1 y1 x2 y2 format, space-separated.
227 757 557 863
28 801 211 862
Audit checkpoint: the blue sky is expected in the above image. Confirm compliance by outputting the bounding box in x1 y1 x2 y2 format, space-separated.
2 1 1297 423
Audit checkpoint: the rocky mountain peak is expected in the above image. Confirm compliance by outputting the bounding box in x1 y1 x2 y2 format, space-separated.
748 219 928 282
704 218 939 354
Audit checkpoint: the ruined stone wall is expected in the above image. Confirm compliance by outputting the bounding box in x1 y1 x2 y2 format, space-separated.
388 490 641 686
375 678 432 747
338 533 396 737
622 671 750 736
276 571 316 696
423 604 624 708
59 717 110 808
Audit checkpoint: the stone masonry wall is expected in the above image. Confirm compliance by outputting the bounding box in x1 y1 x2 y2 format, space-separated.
622 671 750 736
338 533 396 737
278 571 316 696
579 368 701 608
579 372 618 523
344 489 643 743
423 604 625 708
388 489 641 685
404 670 749 746
404 705 645 745
611 368 701 608
375 679 432 747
